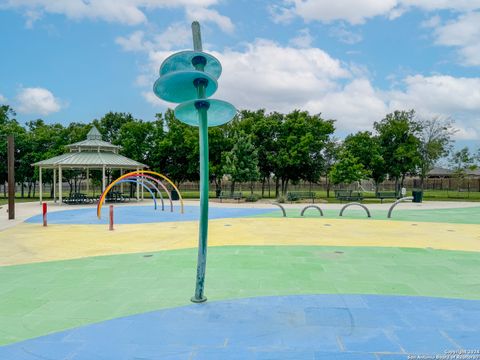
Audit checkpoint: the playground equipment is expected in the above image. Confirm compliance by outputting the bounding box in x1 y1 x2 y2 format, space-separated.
339 202 371 218
109 205 114 231
300 205 324 217
272 202 287 217
119 173 173 211
388 196 414 218
153 22 236 303
114 179 159 210
7 135 15 220
97 170 183 219
42 203 47 227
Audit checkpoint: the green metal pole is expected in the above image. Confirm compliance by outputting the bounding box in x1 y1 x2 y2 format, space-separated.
191 21 209 303
192 101 209 303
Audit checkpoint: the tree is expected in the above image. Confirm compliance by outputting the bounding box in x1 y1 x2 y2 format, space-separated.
374 110 422 192
118 120 155 164
93 112 135 144
157 109 199 185
237 110 282 197
273 110 335 196
417 117 456 189
449 147 476 179
321 139 340 198
208 124 232 197
329 151 369 186
0 106 27 197
343 131 386 192
223 131 259 194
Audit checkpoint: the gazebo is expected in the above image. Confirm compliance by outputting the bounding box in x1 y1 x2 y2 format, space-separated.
33 126 147 204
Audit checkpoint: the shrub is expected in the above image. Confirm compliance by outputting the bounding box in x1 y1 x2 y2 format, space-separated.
245 194 259 202
276 196 286 203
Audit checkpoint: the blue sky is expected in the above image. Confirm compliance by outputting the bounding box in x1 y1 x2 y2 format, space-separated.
0 0 479 149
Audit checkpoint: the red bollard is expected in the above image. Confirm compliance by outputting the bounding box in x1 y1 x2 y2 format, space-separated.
109 205 114 231
42 202 47 227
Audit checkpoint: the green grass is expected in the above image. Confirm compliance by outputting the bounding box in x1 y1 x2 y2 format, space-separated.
1 189 479 205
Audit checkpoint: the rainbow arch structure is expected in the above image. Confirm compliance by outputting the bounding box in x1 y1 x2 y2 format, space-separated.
97 170 184 219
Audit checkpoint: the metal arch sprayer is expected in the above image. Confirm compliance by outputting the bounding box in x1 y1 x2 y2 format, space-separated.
153 22 236 303
97 170 184 218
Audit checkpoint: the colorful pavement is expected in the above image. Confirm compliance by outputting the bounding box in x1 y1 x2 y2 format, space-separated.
0 204 479 359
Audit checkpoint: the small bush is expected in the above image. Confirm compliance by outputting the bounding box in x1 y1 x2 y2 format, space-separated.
276 196 286 203
245 194 259 202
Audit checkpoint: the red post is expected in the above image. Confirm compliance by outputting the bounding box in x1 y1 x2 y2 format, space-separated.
42 202 47 227
109 205 114 231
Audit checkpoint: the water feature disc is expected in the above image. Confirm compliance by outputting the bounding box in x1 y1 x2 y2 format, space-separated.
160 50 222 79
153 70 217 103
174 99 237 127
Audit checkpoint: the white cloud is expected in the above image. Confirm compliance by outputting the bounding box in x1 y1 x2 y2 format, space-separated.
116 23 191 53
16 87 62 115
185 7 234 33
0 0 224 27
276 0 398 25
136 38 480 139
306 79 387 130
433 12 480 66
289 28 313 48
389 75 480 114
275 0 480 25
0 94 7 103
212 40 350 112
116 31 148 52
388 75 480 139
329 25 362 44
420 15 441 28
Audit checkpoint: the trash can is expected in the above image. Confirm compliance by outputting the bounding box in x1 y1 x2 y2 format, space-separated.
412 189 423 203
171 189 179 201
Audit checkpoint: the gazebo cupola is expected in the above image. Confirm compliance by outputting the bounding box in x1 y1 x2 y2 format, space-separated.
67 127 120 154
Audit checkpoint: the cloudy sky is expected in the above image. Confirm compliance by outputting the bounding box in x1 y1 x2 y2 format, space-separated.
1 0 479 147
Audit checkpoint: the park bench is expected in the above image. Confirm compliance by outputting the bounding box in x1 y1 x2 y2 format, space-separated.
375 191 399 203
335 190 364 202
63 193 91 205
218 191 242 202
287 191 316 203
106 191 126 203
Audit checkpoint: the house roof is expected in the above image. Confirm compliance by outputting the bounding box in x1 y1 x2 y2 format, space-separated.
427 167 453 177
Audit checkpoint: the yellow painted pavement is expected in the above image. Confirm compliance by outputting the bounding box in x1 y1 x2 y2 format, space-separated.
1 217 479 266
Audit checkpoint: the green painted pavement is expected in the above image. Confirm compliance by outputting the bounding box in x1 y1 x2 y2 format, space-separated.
256 206 480 224
1 245 480 345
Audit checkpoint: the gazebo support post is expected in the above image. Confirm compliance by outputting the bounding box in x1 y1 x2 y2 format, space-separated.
53 168 56 203
136 168 140 201
120 169 124 193
102 165 106 192
58 166 62 205
86 168 89 195
39 166 43 204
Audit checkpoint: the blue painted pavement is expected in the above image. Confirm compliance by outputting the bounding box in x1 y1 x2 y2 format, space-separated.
1 294 479 359
25 205 275 225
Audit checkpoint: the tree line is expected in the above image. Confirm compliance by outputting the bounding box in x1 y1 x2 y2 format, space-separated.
1 104 479 199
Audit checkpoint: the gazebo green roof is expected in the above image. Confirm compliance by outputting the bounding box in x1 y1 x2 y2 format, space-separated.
33 152 146 168
33 126 147 169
